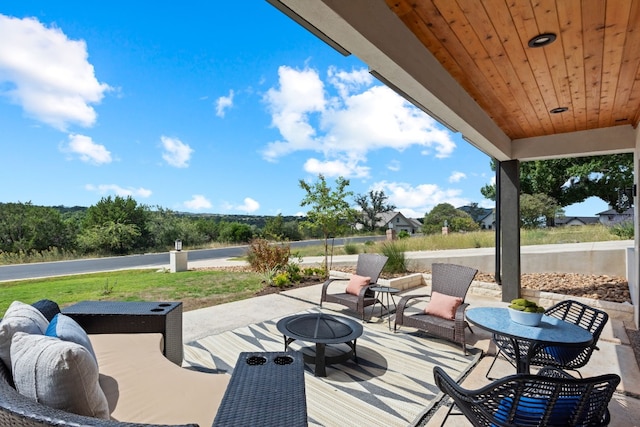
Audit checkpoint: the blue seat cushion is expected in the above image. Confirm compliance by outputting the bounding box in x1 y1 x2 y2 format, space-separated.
494 395 581 426
543 345 585 364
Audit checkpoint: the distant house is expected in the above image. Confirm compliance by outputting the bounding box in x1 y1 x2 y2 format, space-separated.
596 207 634 225
555 216 599 226
458 205 495 230
371 211 422 234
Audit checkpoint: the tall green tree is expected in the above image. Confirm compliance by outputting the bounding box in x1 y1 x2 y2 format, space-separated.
481 154 634 212
299 175 357 274
354 190 396 231
0 202 74 253
520 193 564 228
263 213 285 240
146 207 207 249
80 196 150 254
422 203 479 234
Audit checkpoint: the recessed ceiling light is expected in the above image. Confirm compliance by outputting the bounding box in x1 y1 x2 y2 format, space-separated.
528 33 557 48
550 107 568 114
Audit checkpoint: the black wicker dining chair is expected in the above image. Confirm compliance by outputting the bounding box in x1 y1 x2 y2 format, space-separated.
488 299 608 378
320 253 388 321
434 365 620 426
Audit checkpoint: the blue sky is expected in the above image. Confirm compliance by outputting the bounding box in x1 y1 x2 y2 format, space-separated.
0 1 607 218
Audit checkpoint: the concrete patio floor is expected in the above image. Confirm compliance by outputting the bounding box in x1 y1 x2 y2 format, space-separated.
183 279 640 426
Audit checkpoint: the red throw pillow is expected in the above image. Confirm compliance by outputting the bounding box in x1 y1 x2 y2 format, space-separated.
424 291 463 320
345 275 371 296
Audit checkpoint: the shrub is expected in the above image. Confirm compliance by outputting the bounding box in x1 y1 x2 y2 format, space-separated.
303 267 325 276
381 242 407 274
246 238 291 274
610 220 634 239
397 230 410 239
343 241 359 254
286 262 303 283
273 272 291 287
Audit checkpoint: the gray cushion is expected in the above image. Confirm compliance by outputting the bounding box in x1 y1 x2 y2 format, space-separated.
46 313 97 361
11 332 109 419
0 301 49 369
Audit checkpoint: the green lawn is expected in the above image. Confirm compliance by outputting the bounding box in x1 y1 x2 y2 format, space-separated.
0 269 264 317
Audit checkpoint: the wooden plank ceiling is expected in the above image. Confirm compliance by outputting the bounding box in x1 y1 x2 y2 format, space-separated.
385 0 640 141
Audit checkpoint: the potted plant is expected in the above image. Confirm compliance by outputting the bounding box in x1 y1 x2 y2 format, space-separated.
508 298 545 326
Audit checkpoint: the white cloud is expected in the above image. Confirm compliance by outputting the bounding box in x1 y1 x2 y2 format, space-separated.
303 158 369 178
449 171 467 183
223 197 260 213
215 90 234 117
262 66 326 161
85 184 152 198
387 160 401 172
160 135 193 168
184 195 212 211
237 197 260 213
62 134 112 164
375 180 469 218
261 66 456 177
0 15 110 130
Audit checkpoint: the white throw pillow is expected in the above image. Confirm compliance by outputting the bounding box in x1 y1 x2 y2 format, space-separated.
0 301 49 369
11 332 109 419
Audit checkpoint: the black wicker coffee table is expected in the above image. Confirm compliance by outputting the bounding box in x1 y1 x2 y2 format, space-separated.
63 301 183 365
276 313 363 377
213 352 307 427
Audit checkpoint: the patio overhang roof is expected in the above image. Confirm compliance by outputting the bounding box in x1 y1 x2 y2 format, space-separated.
267 0 640 162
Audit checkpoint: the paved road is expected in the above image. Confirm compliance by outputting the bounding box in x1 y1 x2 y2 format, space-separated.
0 236 385 282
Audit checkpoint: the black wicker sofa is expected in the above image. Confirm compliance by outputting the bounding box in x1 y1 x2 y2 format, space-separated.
0 300 230 427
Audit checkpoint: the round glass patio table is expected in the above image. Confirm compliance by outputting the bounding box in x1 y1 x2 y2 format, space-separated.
466 307 593 374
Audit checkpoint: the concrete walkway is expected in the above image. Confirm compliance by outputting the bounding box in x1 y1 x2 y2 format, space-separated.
181 249 640 426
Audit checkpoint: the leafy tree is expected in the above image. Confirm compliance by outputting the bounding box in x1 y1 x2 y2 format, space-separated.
422 203 479 234
299 174 357 274
481 154 634 212
282 220 302 241
0 202 74 253
354 190 396 231
520 193 563 228
146 208 207 249
263 214 285 240
195 217 222 242
80 196 150 254
77 221 141 254
218 222 254 243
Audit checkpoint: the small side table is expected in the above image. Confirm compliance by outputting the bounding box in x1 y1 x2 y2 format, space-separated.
370 286 400 329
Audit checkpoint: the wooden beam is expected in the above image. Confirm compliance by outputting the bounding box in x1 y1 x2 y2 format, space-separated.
511 125 637 160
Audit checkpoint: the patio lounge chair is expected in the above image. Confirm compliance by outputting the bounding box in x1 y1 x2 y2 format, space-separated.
320 253 388 321
488 299 608 378
434 365 620 426
394 263 478 354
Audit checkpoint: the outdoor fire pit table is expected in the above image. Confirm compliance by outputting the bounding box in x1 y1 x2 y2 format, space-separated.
276 312 363 377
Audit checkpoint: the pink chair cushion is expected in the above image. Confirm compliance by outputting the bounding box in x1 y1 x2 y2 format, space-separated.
424 291 463 320
345 275 371 296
